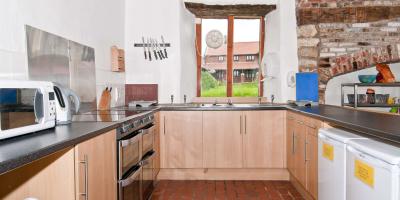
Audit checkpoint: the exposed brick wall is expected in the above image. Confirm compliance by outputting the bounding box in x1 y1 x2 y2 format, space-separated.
297 0 400 8
296 0 400 102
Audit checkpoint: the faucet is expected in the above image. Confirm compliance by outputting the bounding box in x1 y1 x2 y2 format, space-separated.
227 99 233 106
213 99 218 106
170 95 174 104
271 95 275 104
184 95 187 104
258 96 262 104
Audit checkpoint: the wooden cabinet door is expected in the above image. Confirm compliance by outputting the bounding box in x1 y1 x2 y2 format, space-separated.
160 111 203 168
203 111 243 168
154 112 161 179
0 149 75 200
243 111 285 168
306 123 320 199
294 120 307 188
75 130 117 200
286 112 296 174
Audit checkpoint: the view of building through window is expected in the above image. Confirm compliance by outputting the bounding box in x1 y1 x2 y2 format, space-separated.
201 18 260 97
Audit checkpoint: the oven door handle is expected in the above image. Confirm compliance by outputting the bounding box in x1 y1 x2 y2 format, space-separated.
120 133 141 147
140 124 154 135
141 152 155 166
119 166 142 187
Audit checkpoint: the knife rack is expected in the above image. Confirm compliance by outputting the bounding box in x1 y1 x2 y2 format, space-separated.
134 43 171 47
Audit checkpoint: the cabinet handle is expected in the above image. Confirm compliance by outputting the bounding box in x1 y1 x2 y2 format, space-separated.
79 155 89 200
244 115 247 135
305 141 308 163
240 115 242 135
292 131 295 155
163 116 166 135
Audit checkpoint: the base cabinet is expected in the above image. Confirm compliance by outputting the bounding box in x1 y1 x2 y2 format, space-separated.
287 111 321 200
160 111 203 168
243 111 285 168
161 111 286 170
0 149 75 200
75 129 117 200
203 111 243 168
306 127 318 199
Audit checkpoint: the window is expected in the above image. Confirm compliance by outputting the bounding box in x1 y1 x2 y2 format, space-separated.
198 17 263 97
245 55 255 61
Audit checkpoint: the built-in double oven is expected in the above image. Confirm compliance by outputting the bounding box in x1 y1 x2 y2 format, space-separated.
117 114 155 200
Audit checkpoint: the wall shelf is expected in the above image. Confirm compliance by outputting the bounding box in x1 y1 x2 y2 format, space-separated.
341 82 400 108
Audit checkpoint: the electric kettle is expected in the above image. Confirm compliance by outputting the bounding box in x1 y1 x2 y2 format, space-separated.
52 82 81 124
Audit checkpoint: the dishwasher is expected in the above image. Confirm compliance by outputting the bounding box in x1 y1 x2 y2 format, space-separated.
346 139 400 200
318 128 367 200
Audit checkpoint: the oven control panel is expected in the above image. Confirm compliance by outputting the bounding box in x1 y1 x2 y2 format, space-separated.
117 114 154 139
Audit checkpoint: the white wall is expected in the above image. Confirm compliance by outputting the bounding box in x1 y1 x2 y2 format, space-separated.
263 0 298 102
125 0 299 103
0 0 126 106
125 0 196 103
325 63 400 111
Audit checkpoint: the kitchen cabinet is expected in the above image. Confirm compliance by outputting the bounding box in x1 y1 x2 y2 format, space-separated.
0 148 75 200
286 112 296 175
243 111 285 168
203 111 243 168
286 111 321 200
160 111 203 168
306 119 320 199
154 112 161 179
294 119 307 187
75 129 117 200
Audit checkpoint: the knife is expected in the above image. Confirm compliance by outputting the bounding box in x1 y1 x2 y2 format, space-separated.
142 37 147 60
147 38 152 61
156 39 164 59
161 35 168 58
152 39 158 60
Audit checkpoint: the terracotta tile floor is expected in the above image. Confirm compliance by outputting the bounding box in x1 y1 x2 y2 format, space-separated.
151 180 305 200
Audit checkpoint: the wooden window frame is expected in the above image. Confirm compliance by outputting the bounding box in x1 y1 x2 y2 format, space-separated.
196 16 265 97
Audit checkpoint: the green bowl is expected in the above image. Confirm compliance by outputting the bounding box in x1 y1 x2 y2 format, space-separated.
358 75 376 83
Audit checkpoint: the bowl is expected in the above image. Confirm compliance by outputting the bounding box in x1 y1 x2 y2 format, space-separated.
358 75 376 83
347 94 367 104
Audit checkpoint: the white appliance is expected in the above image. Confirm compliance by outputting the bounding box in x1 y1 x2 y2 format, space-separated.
318 128 367 200
0 80 56 140
346 139 400 200
52 82 80 124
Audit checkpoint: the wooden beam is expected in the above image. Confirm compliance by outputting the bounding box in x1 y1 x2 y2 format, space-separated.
227 16 234 97
298 6 400 25
185 3 276 19
196 21 202 97
259 17 265 97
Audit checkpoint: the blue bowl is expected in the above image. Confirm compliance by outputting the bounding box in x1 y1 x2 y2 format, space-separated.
358 75 376 83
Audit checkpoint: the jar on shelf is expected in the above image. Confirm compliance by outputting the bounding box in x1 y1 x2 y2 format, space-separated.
366 88 375 104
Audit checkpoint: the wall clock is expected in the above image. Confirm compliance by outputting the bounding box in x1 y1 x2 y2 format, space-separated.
206 30 224 49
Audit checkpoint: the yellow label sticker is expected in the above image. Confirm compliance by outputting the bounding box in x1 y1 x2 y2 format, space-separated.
322 143 334 161
354 159 375 188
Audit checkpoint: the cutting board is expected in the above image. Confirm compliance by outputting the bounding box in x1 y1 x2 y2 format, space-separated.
296 72 319 102
98 87 111 110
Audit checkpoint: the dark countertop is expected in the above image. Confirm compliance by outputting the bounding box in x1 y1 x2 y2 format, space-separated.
0 103 399 175
0 122 119 175
286 105 400 144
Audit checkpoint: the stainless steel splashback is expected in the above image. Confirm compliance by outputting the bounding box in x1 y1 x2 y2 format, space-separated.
26 25 96 111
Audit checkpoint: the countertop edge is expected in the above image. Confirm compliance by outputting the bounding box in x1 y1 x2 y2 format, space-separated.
0 123 120 175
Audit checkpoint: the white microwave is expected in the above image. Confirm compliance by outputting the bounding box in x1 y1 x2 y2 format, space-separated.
0 80 56 140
